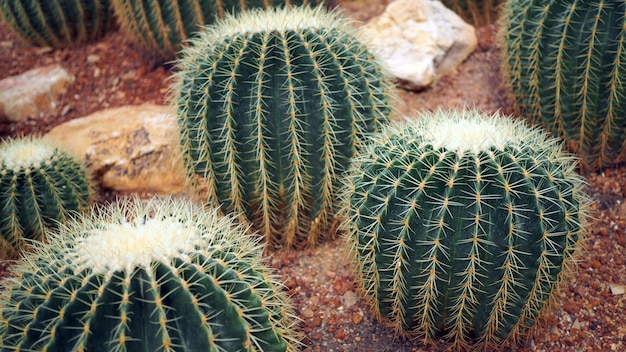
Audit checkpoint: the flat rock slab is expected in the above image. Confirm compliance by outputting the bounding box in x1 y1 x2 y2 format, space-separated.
0 64 74 122
362 0 477 90
45 104 188 195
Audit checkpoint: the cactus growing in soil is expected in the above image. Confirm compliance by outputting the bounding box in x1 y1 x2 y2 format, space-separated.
0 0 112 48
172 5 395 249
341 109 590 350
500 0 626 171
442 0 504 27
0 197 301 352
111 0 323 59
0 137 93 258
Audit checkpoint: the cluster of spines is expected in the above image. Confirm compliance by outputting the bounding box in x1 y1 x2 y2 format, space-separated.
0 0 112 48
111 0 323 59
173 5 394 248
442 0 504 26
0 197 301 351
500 0 626 170
0 137 93 258
340 110 590 350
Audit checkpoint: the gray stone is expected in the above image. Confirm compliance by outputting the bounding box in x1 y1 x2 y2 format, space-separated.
45 104 188 195
361 0 477 90
0 64 74 122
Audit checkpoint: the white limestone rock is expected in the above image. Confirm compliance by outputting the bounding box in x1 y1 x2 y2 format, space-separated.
361 0 478 90
45 104 188 195
0 65 74 122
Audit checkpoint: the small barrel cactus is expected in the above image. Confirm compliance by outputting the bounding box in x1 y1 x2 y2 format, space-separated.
172 5 395 248
341 109 590 349
0 136 93 258
111 0 323 59
0 197 301 351
0 0 112 48
442 0 504 27
500 0 626 170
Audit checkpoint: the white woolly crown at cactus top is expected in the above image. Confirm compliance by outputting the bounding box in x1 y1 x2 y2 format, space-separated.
184 5 356 48
0 137 56 170
74 217 205 275
408 109 533 154
65 198 258 276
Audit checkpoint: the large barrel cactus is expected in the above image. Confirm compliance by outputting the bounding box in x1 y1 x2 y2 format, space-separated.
341 109 590 349
0 0 112 48
442 0 504 27
111 0 323 59
0 137 93 258
172 6 395 248
0 197 301 352
500 0 626 170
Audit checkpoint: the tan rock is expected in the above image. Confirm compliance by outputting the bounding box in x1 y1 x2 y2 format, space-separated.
0 64 74 122
362 0 477 90
45 104 188 195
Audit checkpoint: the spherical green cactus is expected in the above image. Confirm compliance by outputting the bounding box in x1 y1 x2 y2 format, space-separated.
172 5 395 249
340 109 590 350
442 0 504 27
0 0 112 48
111 0 323 59
0 196 302 352
0 136 93 258
500 0 626 171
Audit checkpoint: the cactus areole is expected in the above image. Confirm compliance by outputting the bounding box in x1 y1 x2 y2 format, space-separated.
341 110 590 349
500 0 626 170
0 197 301 352
173 6 394 248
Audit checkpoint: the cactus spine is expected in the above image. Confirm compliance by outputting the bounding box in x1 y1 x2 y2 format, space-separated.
0 137 93 258
442 0 503 27
172 6 395 248
0 0 112 48
111 0 323 59
500 0 626 170
341 109 590 350
0 197 301 352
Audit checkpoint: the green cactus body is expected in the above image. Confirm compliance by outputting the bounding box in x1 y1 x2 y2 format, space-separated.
172 6 394 249
500 0 626 170
442 0 503 27
0 197 301 352
0 0 112 48
341 109 590 349
111 0 323 59
0 137 93 258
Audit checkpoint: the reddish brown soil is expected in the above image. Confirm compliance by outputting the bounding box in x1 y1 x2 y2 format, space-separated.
1 2 625 352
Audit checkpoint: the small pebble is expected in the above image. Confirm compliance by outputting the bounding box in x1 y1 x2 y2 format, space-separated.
342 290 358 309
87 54 100 64
310 317 322 328
302 308 315 319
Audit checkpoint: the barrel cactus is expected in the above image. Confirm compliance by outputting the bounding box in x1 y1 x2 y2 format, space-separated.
442 0 504 27
500 0 626 171
340 109 590 349
0 0 112 48
0 136 93 258
0 196 301 352
172 5 395 248
111 0 323 59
